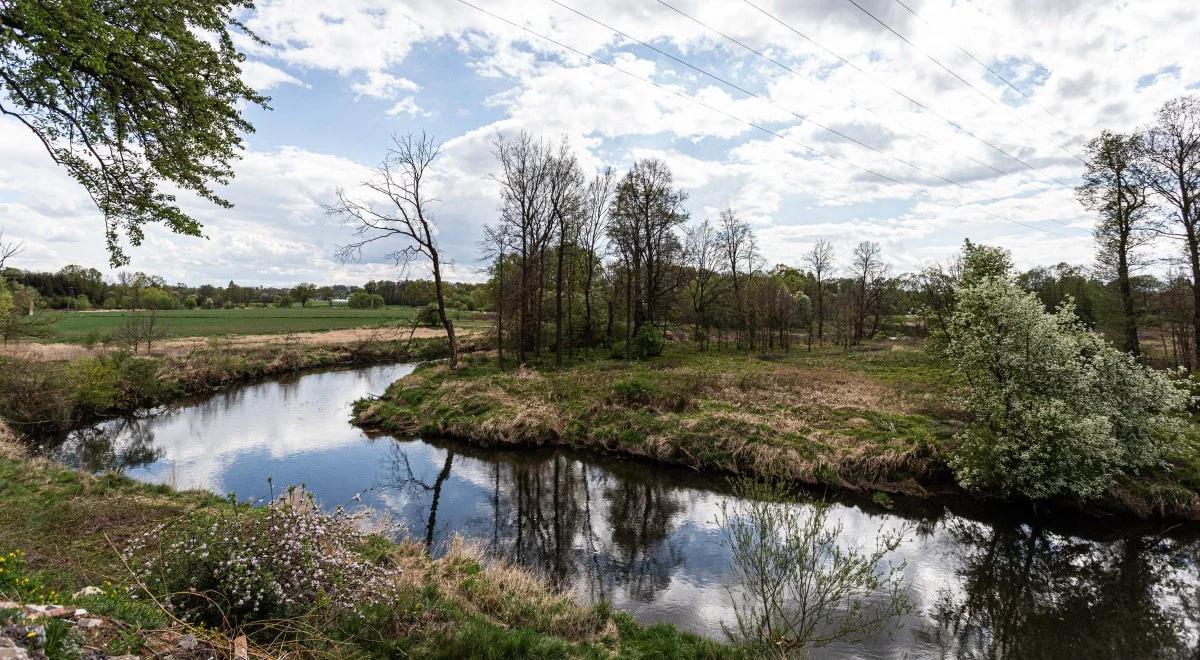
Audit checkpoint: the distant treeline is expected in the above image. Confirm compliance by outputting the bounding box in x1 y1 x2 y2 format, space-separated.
0 266 488 312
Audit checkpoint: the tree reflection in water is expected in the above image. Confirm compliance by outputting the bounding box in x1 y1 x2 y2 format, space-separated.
928 519 1200 659
49 418 161 473
380 443 687 605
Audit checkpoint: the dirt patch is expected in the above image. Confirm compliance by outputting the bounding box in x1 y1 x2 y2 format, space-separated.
1 326 471 362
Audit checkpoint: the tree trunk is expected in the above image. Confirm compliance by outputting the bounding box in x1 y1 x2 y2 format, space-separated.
430 249 458 369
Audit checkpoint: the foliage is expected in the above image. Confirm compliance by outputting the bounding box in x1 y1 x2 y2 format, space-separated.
631 323 665 359
416 301 442 328
348 291 385 309
124 492 401 627
945 247 1188 500
0 0 268 265
718 479 911 657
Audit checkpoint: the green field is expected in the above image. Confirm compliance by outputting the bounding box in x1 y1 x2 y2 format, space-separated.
42 305 487 342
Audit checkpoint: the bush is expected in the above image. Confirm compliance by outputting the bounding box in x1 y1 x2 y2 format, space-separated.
416 302 441 328
944 248 1187 500
631 323 665 360
348 292 385 309
123 492 401 628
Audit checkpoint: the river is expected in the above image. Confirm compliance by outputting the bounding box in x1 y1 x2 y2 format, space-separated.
43 362 1200 658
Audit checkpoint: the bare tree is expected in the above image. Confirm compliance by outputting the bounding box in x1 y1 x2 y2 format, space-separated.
1142 96 1200 366
482 223 511 369
0 231 23 270
804 240 835 347
330 132 459 368
493 131 554 364
718 207 754 348
1078 130 1156 356
546 139 584 367
579 167 615 347
684 217 724 349
850 241 888 343
608 158 688 335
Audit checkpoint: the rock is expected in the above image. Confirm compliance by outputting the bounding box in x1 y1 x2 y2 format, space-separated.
77 618 104 629
0 602 18 611
177 633 198 650
72 586 104 599
73 609 89 617
0 637 29 660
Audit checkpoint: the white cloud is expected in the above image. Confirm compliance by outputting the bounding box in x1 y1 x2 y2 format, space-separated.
351 71 420 100
239 59 306 90
385 96 427 117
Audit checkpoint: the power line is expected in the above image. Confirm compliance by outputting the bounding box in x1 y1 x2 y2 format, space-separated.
652 0 1074 228
653 0 1008 177
843 0 1085 165
890 0 1082 148
454 0 1073 238
742 0 1076 189
549 0 1026 211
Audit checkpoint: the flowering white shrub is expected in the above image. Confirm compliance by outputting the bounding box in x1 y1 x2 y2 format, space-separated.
945 254 1187 500
123 493 400 626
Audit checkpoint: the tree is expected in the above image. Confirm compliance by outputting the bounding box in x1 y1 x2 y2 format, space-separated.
579 167 615 347
331 133 459 368
493 131 553 364
684 217 724 349
944 244 1187 500
804 240 834 347
1141 96 1200 367
0 0 268 266
546 139 583 367
608 158 688 333
290 283 317 308
718 207 754 348
1078 130 1155 355
850 241 888 344
0 231 22 269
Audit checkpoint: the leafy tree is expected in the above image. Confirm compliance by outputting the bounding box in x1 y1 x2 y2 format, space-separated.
1077 130 1156 355
290 282 316 308
945 245 1187 500
0 0 268 265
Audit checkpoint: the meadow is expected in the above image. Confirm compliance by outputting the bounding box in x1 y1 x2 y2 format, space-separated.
40 305 489 342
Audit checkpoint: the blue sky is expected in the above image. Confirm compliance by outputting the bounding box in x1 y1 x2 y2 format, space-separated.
1 0 1197 285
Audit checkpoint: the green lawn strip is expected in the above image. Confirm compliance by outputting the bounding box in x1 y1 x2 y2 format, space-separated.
39 305 489 343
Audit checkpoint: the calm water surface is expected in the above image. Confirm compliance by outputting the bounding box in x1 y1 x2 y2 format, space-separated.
46 363 1200 659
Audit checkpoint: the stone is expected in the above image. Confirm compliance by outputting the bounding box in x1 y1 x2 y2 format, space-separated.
72 586 104 599
0 637 29 660
77 618 104 629
177 633 198 650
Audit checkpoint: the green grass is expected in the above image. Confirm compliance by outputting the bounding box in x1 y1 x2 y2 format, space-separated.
357 340 961 495
41 305 489 343
355 340 1200 518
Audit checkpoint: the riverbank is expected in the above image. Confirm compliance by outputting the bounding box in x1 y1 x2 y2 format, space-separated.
0 333 480 437
352 341 1200 521
0 433 739 658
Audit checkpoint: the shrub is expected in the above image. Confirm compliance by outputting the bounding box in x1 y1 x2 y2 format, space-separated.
631 323 665 360
944 248 1187 500
123 492 401 628
416 302 441 328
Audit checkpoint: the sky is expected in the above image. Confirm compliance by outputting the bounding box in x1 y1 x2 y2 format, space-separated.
1 0 1197 286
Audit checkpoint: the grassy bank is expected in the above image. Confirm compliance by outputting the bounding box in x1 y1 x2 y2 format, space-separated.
0 436 737 658
353 341 1200 520
42 305 491 343
0 334 474 437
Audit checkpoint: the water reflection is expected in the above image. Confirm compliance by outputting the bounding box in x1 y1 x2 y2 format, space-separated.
41 363 1200 658
928 522 1199 659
